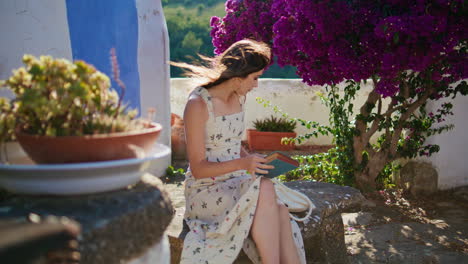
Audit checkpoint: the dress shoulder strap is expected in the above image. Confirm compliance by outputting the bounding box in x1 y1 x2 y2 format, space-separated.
238 94 246 110
192 87 215 120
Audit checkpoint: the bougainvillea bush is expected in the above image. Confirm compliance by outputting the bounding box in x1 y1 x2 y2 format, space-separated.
211 0 467 191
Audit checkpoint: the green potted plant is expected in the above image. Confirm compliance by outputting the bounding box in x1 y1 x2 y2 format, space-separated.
0 51 161 164
247 115 297 151
0 97 30 164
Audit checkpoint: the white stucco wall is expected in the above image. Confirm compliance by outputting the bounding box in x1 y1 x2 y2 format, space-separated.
171 78 383 145
171 78 468 189
420 95 468 190
136 0 171 176
0 1 171 177
128 233 170 264
0 0 72 98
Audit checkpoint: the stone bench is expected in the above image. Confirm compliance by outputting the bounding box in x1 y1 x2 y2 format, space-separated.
169 180 365 264
0 174 174 264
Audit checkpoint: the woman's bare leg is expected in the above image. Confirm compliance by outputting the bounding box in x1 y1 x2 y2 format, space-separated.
251 178 280 264
278 204 301 264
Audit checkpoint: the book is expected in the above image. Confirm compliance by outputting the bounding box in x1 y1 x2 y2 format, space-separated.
263 151 300 178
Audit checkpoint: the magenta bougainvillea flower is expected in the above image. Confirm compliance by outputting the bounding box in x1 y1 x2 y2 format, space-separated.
211 0 467 97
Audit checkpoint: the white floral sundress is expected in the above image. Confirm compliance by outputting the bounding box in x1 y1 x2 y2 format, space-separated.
180 87 306 264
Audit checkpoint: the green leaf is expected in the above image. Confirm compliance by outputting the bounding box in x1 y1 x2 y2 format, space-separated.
393 32 399 44
29 64 43 77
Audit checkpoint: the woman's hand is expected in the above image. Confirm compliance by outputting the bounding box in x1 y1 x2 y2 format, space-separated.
241 154 274 180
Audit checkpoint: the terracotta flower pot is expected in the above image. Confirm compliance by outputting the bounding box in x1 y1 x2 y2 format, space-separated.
0 141 33 164
247 129 296 151
171 113 186 160
15 122 162 164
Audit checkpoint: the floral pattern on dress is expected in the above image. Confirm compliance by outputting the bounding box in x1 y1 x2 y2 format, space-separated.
180 87 306 264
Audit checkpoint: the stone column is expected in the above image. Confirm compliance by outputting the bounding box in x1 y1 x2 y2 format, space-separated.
135 0 172 177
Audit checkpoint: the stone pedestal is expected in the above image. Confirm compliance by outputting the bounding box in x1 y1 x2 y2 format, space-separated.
284 181 365 264
0 174 174 264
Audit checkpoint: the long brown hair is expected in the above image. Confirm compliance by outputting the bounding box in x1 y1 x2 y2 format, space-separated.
171 39 271 89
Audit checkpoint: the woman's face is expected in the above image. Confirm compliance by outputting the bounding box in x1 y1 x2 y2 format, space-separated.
236 70 264 96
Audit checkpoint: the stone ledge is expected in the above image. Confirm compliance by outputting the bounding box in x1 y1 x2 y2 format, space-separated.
0 174 174 264
170 180 364 264
284 181 365 263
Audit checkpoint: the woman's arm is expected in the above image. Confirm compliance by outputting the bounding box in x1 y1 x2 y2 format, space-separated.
240 144 250 157
184 95 272 179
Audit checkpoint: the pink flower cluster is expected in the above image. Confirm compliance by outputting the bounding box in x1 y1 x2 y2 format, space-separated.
211 0 467 97
211 0 274 55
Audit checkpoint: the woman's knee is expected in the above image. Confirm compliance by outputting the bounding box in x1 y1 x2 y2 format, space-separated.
278 203 290 222
257 178 277 204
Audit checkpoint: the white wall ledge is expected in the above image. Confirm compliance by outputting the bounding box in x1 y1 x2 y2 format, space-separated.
170 78 468 189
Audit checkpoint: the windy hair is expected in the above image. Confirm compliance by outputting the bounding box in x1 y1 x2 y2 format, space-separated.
171 39 271 89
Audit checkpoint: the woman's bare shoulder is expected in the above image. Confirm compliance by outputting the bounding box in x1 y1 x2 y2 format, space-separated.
184 94 208 120
186 93 205 110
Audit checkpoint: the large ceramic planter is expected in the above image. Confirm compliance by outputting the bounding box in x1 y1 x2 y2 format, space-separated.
0 143 171 195
15 122 162 164
247 129 296 151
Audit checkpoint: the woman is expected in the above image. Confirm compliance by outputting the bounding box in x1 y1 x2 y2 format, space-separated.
174 39 306 264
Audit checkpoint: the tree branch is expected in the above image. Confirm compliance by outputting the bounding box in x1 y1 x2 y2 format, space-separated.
402 79 410 100
364 144 376 157
362 91 386 144
381 76 414 117
353 77 381 164
364 116 382 144
388 87 435 156
377 97 382 115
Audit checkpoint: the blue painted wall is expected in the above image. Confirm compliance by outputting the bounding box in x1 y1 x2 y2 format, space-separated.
65 0 141 112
